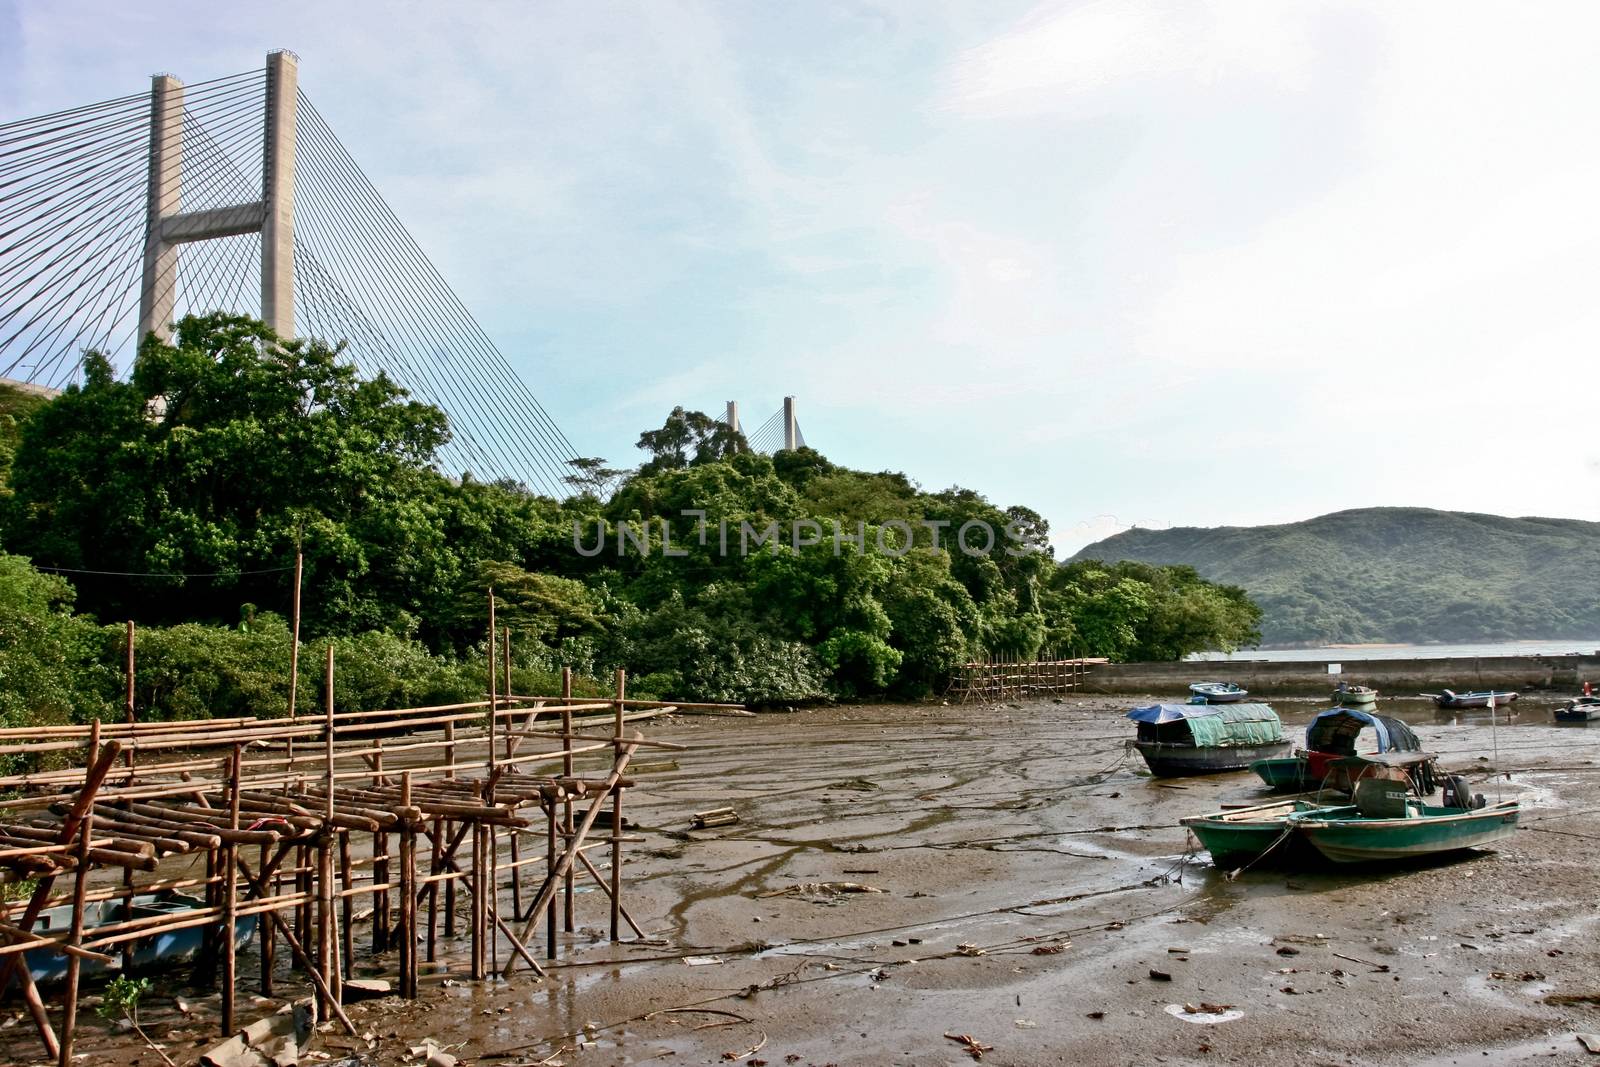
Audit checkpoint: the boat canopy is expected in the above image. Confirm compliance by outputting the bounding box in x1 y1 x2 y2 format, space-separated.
1127 703 1285 746
1306 707 1421 755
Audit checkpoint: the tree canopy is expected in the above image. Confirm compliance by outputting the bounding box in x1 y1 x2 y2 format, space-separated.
0 316 1261 711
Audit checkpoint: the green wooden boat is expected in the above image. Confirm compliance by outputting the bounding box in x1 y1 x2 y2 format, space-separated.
1180 798 1329 867
1287 792 1519 864
1250 756 1312 792
1332 683 1377 706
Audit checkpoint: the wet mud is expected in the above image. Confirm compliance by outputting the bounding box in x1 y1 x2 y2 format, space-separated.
8 696 1598 1066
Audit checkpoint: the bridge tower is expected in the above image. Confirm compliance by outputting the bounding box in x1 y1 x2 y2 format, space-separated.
138 50 298 342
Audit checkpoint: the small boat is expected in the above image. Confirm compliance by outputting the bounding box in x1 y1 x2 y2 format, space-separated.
1128 702 1292 777
1181 798 1330 868
1555 696 1600 722
1188 681 1248 704
1251 708 1432 794
1332 683 1377 706
1428 689 1519 710
1249 756 1312 793
1287 780 1519 864
24 890 257 984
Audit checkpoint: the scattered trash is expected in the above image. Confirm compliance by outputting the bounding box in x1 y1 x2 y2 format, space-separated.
1489 971 1545 982
1333 952 1390 973
1030 943 1068 956
1013 1019 1037 1029
955 944 986 957
1164 1003 1243 1025
1276 946 1300 957
1167 947 1192 955
684 956 725 966
943 1032 994 1061
757 881 884 898
202 999 316 1067
1148 969 1172 982
692 807 740 829
1085 1011 1105 1020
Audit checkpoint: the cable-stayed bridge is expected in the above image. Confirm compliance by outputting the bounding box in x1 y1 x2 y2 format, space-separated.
0 51 581 497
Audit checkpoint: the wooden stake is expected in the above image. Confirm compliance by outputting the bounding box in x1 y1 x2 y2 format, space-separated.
57 811 92 1067
562 667 574 932
123 621 136 773
221 744 241 1033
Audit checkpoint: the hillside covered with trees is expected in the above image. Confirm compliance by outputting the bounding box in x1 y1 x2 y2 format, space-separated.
1073 508 1600 646
0 314 1260 725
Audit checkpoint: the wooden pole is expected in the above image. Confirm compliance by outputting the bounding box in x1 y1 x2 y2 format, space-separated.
288 547 303 723
545 798 556 958
123 621 136 773
399 771 417 998
221 744 241 1033
610 670 625 943
57 810 93 1067
561 667 574 932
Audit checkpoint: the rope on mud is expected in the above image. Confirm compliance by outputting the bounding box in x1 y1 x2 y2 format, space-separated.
1223 823 1295 882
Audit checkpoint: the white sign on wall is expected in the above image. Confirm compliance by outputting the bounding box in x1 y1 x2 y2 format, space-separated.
1328 663 1342 675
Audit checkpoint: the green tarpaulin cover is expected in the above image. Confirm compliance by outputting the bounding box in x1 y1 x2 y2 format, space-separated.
1184 703 1285 747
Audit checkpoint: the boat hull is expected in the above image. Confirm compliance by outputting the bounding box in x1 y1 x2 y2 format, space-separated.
1181 800 1327 867
1188 683 1248 704
1250 756 1312 792
1556 698 1600 722
24 891 257 984
1134 739 1293 777
1433 692 1518 709
1291 802 1519 863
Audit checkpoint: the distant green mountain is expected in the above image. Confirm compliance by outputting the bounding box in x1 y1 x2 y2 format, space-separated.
1070 507 1600 647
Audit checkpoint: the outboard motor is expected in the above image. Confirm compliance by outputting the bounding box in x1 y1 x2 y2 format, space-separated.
1442 774 1486 810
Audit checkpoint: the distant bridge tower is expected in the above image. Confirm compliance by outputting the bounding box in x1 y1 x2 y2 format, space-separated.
724 400 739 436
782 395 797 451
138 50 298 342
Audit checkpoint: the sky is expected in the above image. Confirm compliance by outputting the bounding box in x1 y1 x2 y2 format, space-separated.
4 0 1598 554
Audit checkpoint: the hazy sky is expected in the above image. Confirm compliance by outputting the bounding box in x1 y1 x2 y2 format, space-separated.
4 1 1597 553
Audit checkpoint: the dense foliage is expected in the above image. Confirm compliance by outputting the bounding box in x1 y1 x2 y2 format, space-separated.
0 314 1261 720
1074 507 1600 646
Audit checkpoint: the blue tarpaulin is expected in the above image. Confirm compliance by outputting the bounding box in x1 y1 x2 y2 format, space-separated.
1306 708 1421 754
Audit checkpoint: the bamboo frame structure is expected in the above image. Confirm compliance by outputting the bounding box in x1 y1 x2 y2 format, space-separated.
945 655 1108 704
0 638 733 1061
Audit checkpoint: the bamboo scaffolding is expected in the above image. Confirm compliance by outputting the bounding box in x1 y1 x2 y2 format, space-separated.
0 629 719 1062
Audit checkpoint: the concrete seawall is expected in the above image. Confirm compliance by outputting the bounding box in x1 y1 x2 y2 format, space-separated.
1083 654 1600 697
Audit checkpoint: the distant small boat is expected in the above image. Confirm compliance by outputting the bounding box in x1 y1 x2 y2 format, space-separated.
1188 681 1248 704
1287 781 1519 864
1128 702 1291 777
1428 689 1519 710
1555 696 1600 722
24 890 257 984
1181 798 1330 867
1332 683 1377 706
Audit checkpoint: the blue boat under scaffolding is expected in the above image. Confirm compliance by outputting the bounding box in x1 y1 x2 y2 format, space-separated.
1128 702 1291 777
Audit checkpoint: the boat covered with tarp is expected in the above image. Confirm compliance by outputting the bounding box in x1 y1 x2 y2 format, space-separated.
1250 708 1431 794
1128 702 1291 777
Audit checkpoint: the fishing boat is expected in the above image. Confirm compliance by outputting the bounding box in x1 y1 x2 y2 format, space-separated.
23 890 257 984
1556 696 1600 722
1428 689 1519 710
1287 779 1519 864
1180 798 1330 868
1127 702 1291 777
1188 681 1248 704
1249 707 1432 794
1332 683 1377 707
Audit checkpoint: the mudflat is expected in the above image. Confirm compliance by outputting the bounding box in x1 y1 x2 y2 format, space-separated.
20 697 1599 1067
